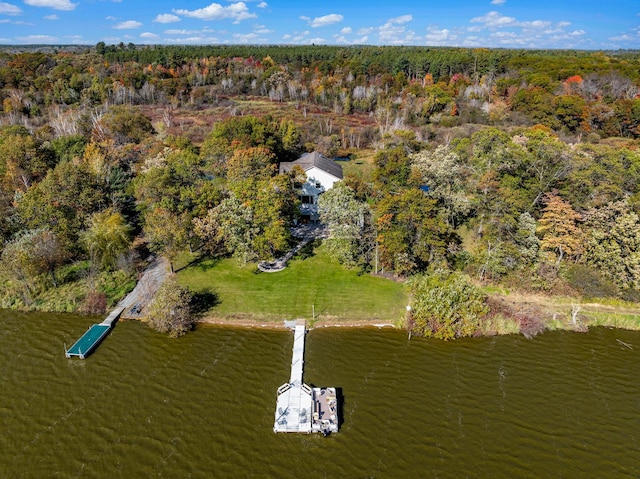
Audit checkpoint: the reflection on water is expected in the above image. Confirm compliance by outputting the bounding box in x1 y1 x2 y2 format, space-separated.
0 311 639 478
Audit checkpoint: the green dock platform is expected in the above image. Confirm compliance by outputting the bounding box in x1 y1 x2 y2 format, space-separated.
65 324 111 359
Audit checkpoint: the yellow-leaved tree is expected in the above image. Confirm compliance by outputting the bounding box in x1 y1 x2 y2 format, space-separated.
537 191 582 264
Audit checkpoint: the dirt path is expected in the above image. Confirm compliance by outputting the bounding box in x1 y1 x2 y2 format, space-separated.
119 256 171 319
258 225 328 273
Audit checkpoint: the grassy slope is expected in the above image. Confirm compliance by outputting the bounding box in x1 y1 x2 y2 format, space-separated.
176 245 407 324
0 262 136 313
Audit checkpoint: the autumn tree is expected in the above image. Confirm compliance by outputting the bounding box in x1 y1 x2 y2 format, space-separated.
536 192 582 264
1 228 67 301
410 144 473 228
226 147 275 183
81 208 133 271
143 275 194 337
375 189 452 275
514 212 540 266
200 116 296 176
143 206 189 273
193 194 258 263
318 182 375 268
99 106 154 145
0 128 56 193
553 95 587 133
249 174 298 259
373 146 413 194
195 172 298 263
583 201 640 291
518 128 574 209
565 144 640 210
17 161 104 253
134 144 220 257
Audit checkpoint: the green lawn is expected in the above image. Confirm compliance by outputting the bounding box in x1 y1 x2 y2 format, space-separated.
176 244 407 323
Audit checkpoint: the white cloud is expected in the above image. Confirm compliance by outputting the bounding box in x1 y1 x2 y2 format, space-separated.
154 13 180 23
308 13 343 28
341 27 352 34
491 31 516 39
425 26 457 45
173 2 256 23
257 2 267 8
17 34 58 42
164 35 220 44
44 14 58 20
358 27 373 35
164 29 199 35
233 32 260 43
608 25 640 45
378 15 416 44
23 0 76 11
114 20 142 29
471 11 516 28
463 9 585 48
140 32 159 39
609 34 635 42
520 20 551 29
333 35 348 44
387 14 412 25
63 34 87 44
280 28 327 44
106 15 116 21
0 2 21 15
491 0 506 4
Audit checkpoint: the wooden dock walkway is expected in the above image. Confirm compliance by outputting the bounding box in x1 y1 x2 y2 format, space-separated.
273 320 339 434
65 257 169 359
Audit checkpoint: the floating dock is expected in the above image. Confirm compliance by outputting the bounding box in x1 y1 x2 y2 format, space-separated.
65 257 169 359
65 305 125 359
274 320 339 435
65 324 111 359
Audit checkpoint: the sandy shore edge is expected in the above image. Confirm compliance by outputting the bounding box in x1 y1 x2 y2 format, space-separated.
197 317 397 330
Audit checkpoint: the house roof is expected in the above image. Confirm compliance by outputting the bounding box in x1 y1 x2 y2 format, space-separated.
279 151 343 180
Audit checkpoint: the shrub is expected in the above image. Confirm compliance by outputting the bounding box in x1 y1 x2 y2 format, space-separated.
407 271 489 340
143 275 194 337
81 290 107 315
619 288 640 303
564 264 618 298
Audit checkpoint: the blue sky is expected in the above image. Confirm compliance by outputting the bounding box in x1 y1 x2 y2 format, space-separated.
0 0 639 49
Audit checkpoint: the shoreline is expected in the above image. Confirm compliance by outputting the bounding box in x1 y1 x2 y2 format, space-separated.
196 316 397 330
194 312 640 335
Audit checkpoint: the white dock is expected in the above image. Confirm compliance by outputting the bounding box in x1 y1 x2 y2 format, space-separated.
274 321 313 433
274 320 339 435
289 322 305 384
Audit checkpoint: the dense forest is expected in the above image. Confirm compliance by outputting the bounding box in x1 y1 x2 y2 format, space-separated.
0 44 639 338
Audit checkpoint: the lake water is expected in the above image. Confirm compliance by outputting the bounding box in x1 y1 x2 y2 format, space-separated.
1 311 639 478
